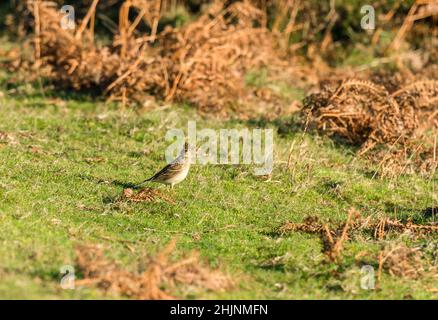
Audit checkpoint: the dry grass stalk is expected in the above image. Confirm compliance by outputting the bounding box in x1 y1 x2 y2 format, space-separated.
33 0 41 63
329 208 358 261
321 208 360 262
75 0 100 41
391 0 438 51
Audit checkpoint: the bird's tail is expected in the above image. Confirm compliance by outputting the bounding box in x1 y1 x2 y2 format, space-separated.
133 177 153 189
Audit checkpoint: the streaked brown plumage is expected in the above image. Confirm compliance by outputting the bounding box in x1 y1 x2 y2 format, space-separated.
135 142 191 189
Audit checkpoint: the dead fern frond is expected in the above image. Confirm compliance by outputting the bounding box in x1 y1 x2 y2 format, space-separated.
392 80 438 98
75 240 234 299
337 79 389 97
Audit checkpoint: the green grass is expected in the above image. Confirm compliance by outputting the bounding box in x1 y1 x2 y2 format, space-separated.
0 87 437 299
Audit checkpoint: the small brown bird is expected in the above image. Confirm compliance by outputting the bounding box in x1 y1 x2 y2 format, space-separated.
135 142 191 189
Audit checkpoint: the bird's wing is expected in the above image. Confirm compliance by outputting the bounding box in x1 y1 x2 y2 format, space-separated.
148 161 186 182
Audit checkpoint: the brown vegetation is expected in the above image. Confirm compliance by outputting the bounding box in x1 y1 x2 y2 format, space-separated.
303 78 437 176
25 0 304 116
122 187 175 204
20 0 435 115
378 244 429 280
75 239 233 299
279 208 438 262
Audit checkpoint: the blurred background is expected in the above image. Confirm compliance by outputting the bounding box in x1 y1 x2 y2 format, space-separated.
0 0 436 112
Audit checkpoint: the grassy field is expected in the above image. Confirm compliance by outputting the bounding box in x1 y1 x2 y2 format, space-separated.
0 82 437 299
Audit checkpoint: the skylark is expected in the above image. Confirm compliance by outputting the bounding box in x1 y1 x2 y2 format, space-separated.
135 142 192 189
